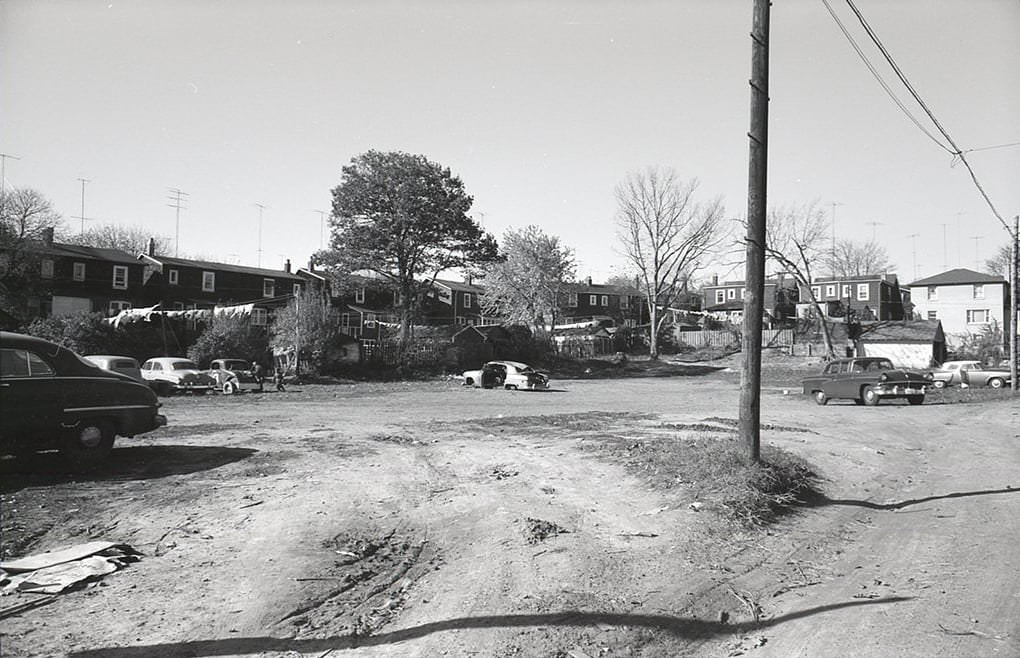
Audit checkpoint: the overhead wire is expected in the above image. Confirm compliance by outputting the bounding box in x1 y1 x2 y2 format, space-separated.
828 0 1014 237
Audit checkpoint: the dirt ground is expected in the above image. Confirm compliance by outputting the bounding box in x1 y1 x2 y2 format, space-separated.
2 355 1018 658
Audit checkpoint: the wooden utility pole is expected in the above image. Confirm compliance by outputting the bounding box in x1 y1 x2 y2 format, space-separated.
1010 216 1018 393
740 0 771 463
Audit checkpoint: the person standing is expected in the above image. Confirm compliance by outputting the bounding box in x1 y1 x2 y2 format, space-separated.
273 368 286 392
251 361 265 392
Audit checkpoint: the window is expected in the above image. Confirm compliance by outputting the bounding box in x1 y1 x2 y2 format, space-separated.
112 266 128 289
172 302 185 311
568 292 578 307
856 284 869 301
966 309 990 324
73 262 86 281
202 271 215 292
41 259 54 278
841 284 851 298
927 286 937 301
811 286 821 299
927 310 937 320
355 287 365 304
973 284 984 299
715 290 725 304
740 289 745 299
1 349 55 377
589 295 598 306
263 278 275 298
108 300 131 316
168 269 179 285
727 289 736 300
251 308 268 326
464 293 472 308
293 283 301 296
600 295 608 306
825 284 836 297
620 295 629 309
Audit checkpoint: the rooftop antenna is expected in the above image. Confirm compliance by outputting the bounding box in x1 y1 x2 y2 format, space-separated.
255 203 267 267
955 212 965 267
969 235 983 271
167 188 189 257
866 221 882 242
312 210 326 249
72 177 95 233
0 152 20 194
939 223 950 270
907 233 919 281
829 202 843 277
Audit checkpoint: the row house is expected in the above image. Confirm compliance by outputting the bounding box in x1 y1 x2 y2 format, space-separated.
804 273 911 321
558 277 648 327
702 275 799 324
422 278 496 326
138 241 305 327
906 268 1011 345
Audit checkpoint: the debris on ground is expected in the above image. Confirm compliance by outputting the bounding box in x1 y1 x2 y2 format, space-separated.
1 541 140 595
490 466 520 480
523 518 569 544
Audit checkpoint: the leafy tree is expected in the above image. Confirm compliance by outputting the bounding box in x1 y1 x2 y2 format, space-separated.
72 223 172 256
187 315 269 368
825 239 894 278
0 187 66 321
317 151 498 348
269 287 349 376
24 311 118 355
763 202 836 357
615 167 726 358
480 226 575 335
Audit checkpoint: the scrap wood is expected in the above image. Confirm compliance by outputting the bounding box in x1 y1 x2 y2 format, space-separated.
618 532 659 538
0 595 57 620
0 541 131 573
727 585 762 625
937 624 1006 641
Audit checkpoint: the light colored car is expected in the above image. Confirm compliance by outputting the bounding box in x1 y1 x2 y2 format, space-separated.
461 360 550 390
140 357 218 395
208 358 260 394
930 360 1011 389
84 355 144 383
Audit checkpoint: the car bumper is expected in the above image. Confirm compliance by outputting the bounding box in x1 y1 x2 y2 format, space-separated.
874 384 927 397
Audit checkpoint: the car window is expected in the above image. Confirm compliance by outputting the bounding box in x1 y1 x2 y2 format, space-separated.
151 362 163 371
851 362 864 372
876 359 894 370
172 361 199 370
0 349 55 378
113 359 137 369
823 363 838 375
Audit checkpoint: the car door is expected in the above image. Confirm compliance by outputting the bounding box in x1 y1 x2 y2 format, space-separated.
0 347 63 446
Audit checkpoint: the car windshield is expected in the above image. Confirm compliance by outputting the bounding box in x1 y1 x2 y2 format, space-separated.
172 361 200 370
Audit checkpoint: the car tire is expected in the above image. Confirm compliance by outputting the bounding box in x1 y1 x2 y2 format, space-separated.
813 390 828 406
62 419 114 470
156 381 172 397
861 385 880 406
907 395 924 405
988 378 1005 389
933 380 946 389
464 377 474 387
505 384 518 391
222 380 237 395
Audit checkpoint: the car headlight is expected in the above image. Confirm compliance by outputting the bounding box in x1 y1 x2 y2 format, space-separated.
924 372 934 380
878 373 888 382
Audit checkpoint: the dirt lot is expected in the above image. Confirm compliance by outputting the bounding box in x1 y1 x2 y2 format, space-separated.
2 355 1019 658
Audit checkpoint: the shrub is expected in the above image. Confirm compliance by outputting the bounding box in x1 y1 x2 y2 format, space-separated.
23 311 119 355
187 315 269 367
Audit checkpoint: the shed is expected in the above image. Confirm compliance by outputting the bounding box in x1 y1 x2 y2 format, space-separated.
451 324 512 365
553 325 613 358
856 320 945 369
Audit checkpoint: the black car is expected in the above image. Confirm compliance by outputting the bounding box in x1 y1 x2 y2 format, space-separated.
0 331 167 467
801 356 934 406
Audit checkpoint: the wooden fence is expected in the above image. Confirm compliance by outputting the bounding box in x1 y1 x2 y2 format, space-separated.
675 328 793 349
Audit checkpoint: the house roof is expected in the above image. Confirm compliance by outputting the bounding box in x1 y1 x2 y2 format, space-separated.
140 254 304 281
907 268 1005 287
38 242 139 265
433 278 486 294
859 320 944 343
703 277 792 290
813 273 899 284
706 300 744 312
452 324 511 341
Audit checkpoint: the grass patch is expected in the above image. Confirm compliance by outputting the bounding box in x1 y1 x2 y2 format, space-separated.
585 433 819 527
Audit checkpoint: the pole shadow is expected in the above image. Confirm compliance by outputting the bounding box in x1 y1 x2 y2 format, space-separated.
803 486 1019 511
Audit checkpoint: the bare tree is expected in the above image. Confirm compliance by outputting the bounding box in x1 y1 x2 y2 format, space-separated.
826 238 895 277
986 243 1017 278
480 226 575 335
615 167 726 358
0 187 66 321
763 202 836 357
72 223 172 255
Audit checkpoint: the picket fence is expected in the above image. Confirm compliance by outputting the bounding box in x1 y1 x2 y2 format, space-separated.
675 328 793 349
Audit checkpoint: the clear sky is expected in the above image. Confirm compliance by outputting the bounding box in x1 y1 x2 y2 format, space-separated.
2 0 1018 284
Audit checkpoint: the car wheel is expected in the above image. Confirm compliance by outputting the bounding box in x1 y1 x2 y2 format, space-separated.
156 381 172 396
813 390 828 406
932 380 946 389
505 384 518 391
62 419 114 470
907 395 924 405
988 378 1005 389
222 380 238 395
464 377 474 387
861 385 880 406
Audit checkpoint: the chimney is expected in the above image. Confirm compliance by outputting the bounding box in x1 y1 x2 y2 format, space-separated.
147 237 156 257
42 227 54 247
712 274 719 286
308 258 315 272
586 275 593 286
284 258 291 273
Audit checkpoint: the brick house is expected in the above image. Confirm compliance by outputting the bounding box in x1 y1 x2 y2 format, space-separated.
558 277 648 328
906 268 1011 346
804 273 911 321
422 278 496 326
703 275 799 324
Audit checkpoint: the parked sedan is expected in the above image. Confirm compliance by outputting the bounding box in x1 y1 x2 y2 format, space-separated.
140 357 218 395
84 355 144 383
1 331 167 467
930 360 1011 389
461 360 550 390
801 356 933 406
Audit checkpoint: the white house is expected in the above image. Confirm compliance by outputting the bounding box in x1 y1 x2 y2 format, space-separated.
906 268 1010 346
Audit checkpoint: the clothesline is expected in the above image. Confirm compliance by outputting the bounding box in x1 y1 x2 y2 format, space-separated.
106 302 257 329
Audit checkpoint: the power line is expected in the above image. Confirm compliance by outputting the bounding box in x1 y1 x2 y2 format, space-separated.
839 0 1013 238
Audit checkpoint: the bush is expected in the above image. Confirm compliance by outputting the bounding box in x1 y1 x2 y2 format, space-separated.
23 312 120 355
187 316 269 367
952 322 1005 365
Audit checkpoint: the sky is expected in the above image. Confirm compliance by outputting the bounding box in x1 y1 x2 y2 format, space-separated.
2 0 1018 285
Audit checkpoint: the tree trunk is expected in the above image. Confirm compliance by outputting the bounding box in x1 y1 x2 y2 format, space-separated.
648 302 659 359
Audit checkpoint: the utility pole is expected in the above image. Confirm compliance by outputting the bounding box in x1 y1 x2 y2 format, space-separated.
1009 216 1018 393
255 203 267 267
908 233 919 281
0 152 20 211
739 0 770 464
167 188 188 257
829 202 843 277
72 177 93 233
